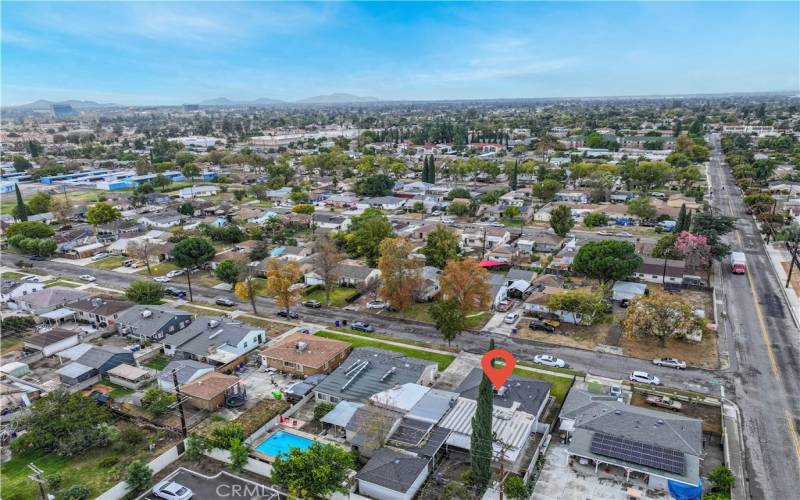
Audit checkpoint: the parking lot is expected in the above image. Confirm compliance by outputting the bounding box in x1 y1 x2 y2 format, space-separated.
140 468 281 499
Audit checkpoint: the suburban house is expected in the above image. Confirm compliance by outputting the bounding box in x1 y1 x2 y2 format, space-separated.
361 196 406 211
259 333 352 376
116 305 193 341
460 226 510 250
414 266 440 302
612 281 648 302
179 185 219 199
313 213 351 231
306 262 382 288
324 194 358 208
138 212 184 229
180 371 244 410
22 328 80 357
439 368 551 472
157 359 215 392
554 191 590 204
163 317 266 369
558 388 703 491
666 194 703 211
314 347 439 405
56 345 135 388
13 287 90 316
106 364 152 389
69 296 134 328
1 280 45 304
519 231 566 253
356 448 431 500
633 257 686 285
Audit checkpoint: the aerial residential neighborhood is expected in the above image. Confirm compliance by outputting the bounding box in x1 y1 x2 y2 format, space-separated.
0 2 797 500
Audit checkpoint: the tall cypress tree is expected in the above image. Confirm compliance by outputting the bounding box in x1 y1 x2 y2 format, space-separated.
471 339 495 492
14 183 28 221
676 203 687 232
429 156 436 184
510 161 518 190
422 156 429 183
684 210 692 233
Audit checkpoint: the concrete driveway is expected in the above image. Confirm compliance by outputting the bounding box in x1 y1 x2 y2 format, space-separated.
141 468 281 499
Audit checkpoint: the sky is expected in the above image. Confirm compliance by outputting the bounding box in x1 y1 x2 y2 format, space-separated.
1 1 798 106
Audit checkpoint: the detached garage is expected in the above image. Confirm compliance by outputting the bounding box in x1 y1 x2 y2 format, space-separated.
356 448 430 500
23 328 80 357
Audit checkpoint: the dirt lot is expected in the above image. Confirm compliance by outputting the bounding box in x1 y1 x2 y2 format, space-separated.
515 322 609 350
630 391 722 434
619 330 719 369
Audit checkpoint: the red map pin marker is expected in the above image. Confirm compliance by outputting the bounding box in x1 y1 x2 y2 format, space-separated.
481 348 516 390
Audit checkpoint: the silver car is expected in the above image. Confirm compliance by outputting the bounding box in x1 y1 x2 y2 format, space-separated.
652 357 687 369
152 480 193 500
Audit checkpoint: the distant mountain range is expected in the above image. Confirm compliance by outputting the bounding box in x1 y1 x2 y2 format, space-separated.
6 99 119 110
198 93 380 106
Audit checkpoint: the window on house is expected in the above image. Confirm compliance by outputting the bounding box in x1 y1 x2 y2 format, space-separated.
284 361 301 369
652 275 658 279
169 325 175 332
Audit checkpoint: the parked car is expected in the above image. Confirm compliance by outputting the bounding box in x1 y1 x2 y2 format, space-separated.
503 312 520 324
78 275 96 282
367 300 390 310
529 319 555 333
351 322 375 332
21 275 42 282
609 385 623 399
645 395 683 411
277 310 300 319
652 357 687 369
166 270 185 278
533 354 566 368
57 224 73 232
302 300 321 308
629 371 661 385
153 276 171 283
91 252 110 261
164 287 183 297
495 299 513 312
152 480 193 500
215 297 235 307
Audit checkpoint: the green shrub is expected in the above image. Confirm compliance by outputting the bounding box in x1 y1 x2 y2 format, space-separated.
55 484 91 500
45 472 62 490
314 402 336 421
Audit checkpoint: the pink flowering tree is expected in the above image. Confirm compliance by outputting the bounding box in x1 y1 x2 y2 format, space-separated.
674 231 712 274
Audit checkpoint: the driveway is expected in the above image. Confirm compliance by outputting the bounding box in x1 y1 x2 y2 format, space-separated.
141 468 281 499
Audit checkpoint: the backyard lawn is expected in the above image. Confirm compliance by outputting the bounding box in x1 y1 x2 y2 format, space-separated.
144 354 171 371
315 330 455 370
88 255 127 270
303 286 359 307
0 424 171 500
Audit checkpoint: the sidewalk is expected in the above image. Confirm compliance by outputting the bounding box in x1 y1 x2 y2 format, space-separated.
763 242 800 327
721 399 748 500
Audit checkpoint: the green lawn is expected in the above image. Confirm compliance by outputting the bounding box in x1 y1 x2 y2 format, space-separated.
465 311 493 329
512 367 574 406
87 255 127 270
106 382 134 398
328 326 458 352
1 334 23 354
385 303 491 330
144 354 171 371
44 279 82 288
304 287 359 307
136 261 180 277
0 425 165 499
315 330 455 370
176 303 229 316
0 271 25 280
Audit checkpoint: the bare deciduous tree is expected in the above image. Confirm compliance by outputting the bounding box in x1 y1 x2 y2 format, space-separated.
314 235 343 306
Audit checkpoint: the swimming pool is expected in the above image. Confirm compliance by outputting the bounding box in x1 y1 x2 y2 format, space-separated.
255 430 315 457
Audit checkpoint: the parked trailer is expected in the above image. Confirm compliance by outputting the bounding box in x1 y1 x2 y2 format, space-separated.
731 251 747 274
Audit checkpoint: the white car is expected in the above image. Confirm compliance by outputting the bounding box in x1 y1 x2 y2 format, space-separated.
652 357 687 369
617 231 633 238
630 371 661 385
166 270 185 278
597 230 614 236
533 354 566 368
152 480 193 500
91 252 109 261
78 275 96 282
367 300 389 310
503 312 520 324
440 217 455 224
21 275 42 282
153 276 171 283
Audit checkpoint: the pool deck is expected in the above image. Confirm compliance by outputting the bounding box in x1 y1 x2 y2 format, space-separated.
250 425 347 462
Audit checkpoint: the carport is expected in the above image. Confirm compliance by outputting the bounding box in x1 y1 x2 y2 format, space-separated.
39 307 76 326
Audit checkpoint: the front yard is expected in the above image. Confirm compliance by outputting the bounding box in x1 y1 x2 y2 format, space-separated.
303 286 359 307
383 302 492 330
315 330 456 370
136 261 180 277
87 255 127 270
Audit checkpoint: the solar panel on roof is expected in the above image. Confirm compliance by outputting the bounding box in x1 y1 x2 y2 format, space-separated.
590 432 686 475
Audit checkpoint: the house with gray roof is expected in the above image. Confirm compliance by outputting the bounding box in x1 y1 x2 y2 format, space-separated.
162 316 266 367
69 296 134 328
558 388 704 489
1 280 45 304
56 345 135 387
116 305 193 341
457 368 550 420
157 359 215 392
356 448 430 500
14 287 90 316
314 347 438 405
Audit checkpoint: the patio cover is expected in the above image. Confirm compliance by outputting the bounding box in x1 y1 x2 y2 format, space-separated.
320 400 363 428
40 308 76 320
479 259 507 268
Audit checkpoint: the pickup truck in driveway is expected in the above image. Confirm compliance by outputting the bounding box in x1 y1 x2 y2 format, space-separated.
645 395 683 411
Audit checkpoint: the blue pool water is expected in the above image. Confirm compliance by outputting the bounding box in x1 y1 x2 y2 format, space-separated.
255 430 314 457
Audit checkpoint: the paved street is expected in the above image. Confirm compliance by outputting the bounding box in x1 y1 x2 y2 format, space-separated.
707 133 800 499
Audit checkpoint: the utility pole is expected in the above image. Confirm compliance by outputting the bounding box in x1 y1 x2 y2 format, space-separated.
171 369 188 438
786 238 800 289
481 227 487 260
27 464 47 500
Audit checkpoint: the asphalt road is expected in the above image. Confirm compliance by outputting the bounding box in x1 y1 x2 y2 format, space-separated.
707 133 800 499
28 257 722 395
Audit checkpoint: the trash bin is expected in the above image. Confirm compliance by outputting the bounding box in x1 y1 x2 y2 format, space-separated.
342 319 348 326
511 327 518 334
335 320 341 327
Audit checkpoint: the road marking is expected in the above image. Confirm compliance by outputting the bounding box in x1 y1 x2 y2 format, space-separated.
785 410 800 469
